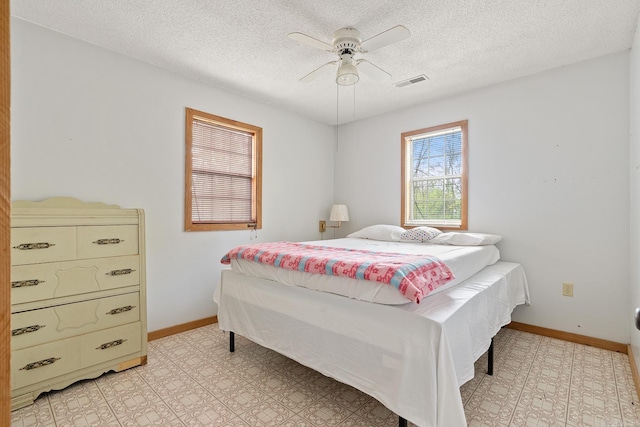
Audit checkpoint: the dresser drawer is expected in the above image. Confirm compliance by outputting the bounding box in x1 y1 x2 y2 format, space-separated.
11 227 76 266
12 335 81 390
11 255 140 305
77 225 138 259
11 322 142 391
81 322 142 368
12 292 140 350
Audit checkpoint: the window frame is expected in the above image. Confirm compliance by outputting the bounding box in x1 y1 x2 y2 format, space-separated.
184 108 262 232
400 120 468 231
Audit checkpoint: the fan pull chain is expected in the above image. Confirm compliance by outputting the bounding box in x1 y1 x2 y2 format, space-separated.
353 83 356 122
336 83 339 151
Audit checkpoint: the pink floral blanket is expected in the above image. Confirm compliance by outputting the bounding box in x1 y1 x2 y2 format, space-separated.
221 241 454 303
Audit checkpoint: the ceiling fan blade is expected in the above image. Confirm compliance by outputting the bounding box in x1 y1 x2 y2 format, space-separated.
356 59 391 81
287 32 334 51
299 61 338 82
360 25 410 52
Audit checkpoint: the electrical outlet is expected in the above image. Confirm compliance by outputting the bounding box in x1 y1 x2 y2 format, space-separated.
319 220 327 233
562 282 573 297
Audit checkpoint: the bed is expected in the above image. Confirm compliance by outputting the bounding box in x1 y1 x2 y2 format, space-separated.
214 230 530 427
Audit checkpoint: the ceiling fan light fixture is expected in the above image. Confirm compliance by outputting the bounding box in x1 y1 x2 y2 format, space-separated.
336 62 359 86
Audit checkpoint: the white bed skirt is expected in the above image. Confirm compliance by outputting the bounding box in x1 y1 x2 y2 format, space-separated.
214 261 529 427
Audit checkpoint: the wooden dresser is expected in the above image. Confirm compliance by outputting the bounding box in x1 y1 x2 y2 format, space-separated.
10 197 147 409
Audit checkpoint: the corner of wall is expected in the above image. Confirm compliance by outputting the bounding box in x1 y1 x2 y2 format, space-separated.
629 12 640 369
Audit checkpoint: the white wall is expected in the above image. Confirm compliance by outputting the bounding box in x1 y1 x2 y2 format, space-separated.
11 19 336 331
11 17 635 343
335 53 631 343
630 17 640 362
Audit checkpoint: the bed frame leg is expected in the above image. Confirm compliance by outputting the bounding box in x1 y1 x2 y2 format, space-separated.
487 337 494 376
229 331 235 353
399 416 407 427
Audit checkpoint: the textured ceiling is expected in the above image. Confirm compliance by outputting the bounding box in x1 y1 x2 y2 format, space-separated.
11 0 640 125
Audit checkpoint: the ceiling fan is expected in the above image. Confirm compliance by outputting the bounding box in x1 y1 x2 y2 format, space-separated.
288 25 411 86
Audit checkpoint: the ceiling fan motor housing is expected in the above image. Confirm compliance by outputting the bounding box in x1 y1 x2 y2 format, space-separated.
332 28 363 54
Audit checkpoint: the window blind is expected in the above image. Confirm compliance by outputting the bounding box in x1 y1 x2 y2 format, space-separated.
191 119 254 224
409 126 462 225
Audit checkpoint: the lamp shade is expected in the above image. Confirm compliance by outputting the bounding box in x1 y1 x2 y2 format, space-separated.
336 62 359 86
329 204 349 222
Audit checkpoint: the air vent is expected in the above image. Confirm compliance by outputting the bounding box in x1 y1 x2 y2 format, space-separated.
394 74 429 88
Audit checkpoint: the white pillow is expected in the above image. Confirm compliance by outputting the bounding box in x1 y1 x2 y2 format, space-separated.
430 232 502 246
347 224 406 241
400 227 442 243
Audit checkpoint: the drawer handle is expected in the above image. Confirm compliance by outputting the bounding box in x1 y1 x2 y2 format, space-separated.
11 279 45 288
20 357 61 371
93 238 124 245
106 305 136 315
106 268 136 276
12 324 46 336
96 339 127 350
13 242 56 250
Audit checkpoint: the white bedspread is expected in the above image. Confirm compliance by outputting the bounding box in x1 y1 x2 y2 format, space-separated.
228 237 500 304
215 261 529 427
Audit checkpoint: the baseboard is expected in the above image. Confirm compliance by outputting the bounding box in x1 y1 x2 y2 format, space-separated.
150 317 639 398
506 321 627 354
148 317 627 352
148 316 218 341
628 345 640 401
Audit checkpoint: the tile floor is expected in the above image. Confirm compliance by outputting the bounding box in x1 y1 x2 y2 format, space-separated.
10 325 640 427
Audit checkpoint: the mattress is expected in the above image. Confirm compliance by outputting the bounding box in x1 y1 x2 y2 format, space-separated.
228 237 500 304
215 261 530 427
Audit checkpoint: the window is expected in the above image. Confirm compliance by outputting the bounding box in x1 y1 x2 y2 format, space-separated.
185 108 262 231
401 120 468 230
